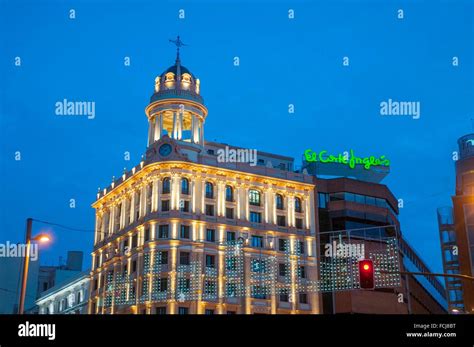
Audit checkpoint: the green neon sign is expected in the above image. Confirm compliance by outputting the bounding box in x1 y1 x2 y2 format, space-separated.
304 149 390 170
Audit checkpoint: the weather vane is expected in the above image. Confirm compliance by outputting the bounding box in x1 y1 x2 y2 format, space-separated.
169 35 188 60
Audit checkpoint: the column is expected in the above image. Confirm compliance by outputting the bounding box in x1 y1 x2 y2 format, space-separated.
130 192 136 223
191 115 195 143
169 245 178 314
191 178 196 213
178 112 183 140
148 118 154 146
152 179 159 212
159 113 164 138
172 112 177 139
141 185 147 218
109 207 115 236
154 114 160 142
244 187 249 221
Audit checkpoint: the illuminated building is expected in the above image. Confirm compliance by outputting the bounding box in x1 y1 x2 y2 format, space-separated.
88 45 318 314
438 133 474 314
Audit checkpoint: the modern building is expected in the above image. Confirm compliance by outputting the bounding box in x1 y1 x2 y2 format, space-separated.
315 177 446 314
37 251 84 294
438 133 474 314
36 271 90 314
89 46 319 314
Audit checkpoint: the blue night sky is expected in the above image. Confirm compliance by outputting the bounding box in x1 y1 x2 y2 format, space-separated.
1 0 473 274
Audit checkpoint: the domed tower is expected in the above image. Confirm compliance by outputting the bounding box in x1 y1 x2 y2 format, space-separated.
145 36 208 148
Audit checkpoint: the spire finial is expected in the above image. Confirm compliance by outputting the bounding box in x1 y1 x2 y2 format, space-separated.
169 35 188 63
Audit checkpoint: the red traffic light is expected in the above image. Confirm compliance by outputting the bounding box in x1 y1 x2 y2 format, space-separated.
358 259 374 289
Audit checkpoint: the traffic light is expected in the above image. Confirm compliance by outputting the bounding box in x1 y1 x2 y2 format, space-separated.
358 259 374 289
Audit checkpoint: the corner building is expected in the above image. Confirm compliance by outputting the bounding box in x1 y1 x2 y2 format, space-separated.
89 53 319 314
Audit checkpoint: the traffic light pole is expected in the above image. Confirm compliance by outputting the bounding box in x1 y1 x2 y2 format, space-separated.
381 270 474 281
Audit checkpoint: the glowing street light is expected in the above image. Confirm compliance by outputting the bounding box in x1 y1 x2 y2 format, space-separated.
18 219 52 314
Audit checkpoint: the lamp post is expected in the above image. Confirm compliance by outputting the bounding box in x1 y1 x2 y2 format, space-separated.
18 218 51 314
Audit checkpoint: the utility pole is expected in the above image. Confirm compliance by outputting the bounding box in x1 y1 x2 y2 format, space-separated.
18 218 33 314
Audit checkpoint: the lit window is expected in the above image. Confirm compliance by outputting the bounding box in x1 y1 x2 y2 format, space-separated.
249 189 261 206
205 182 214 199
181 178 189 195
162 177 171 194
225 185 233 202
295 197 302 213
276 194 284 210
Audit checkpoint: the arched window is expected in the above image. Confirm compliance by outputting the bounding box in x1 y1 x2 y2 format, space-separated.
276 194 284 210
295 197 302 213
162 177 171 194
225 185 233 202
249 189 261 206
181 178 189 195
205 182 214 199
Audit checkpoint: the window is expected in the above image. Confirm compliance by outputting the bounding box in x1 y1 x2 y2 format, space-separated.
279 263 288 277
277 215 286 227
226 231 236 242
206 229 216 242
298 241 305 255
295 197 302 213
251 235 263 248
155 307 167 314
205 182 214 199
180 200 190 212
276 194 284 210
144 227 150 242
158 251 168 265
132 234 138 248
299 293 308 304
225 185 233 202
158 225 169 239
205 204 214 216
180 225 190 239
132 260 137 273
178 307 189 315
250 211 262 223
180 252 190 265
251 286 267 299
205 255 216 268
279 289 289 302
161 200 170 212
226 257 237 271
257 159 265 166
207 149 215 155
249 189 261 206
158 278 168 291
162 177 171 194
299 266 306 278
279 239 288 252
295 218 303 229
181 178 189 195
226 207 234 219
318 193 328 209
251 259 266 273
205 281 216 295
205 309 214 315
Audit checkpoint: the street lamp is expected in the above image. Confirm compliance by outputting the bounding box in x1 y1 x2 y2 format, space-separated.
18 218 51 314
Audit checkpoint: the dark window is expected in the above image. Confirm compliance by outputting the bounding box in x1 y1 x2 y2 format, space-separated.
158 225 169 238
279 239 288 252
205 255 216 268
181 178 189 195
132 260 137 273
251 286 267 299
226 257 237 271
162 177 171 194
144 227 150 242
205 309 214 315
225 185 233 202
206 229 216 242
180 200 189 212
158 278 168 291
226 231 236 242
279 263 288 277
295 218 303 229
299 266 306 278
251 235 263 248
226 207 234 219
132 234 138 248
155 307 167 314
318 193 328 209
178 307 189 315
207 149 215 155
161 200 170 212
298 241 305 255
205 182 214 199
276 194 284 210
250 212 262 223
279 289 289 302
180 252 190 265
180 225 190 239
159 251 168 265
299 293 308 304
205 204 214 216
249 189 261 206
277 215 286 226
295 197 302 213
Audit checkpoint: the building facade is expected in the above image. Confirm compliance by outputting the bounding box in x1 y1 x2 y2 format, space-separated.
89 51 319 314
36 271 90 314
438 133 474 314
